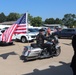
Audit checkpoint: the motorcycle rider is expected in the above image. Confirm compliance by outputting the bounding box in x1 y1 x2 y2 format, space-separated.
36 28 47 48
36 28 54 55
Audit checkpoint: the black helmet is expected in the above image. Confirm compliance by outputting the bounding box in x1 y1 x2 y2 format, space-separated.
39 29 45 32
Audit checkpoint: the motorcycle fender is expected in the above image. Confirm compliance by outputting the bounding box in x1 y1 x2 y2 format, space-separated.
56 45 60 49
23 51 29 56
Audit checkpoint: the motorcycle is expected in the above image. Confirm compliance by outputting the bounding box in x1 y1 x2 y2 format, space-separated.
20 38 61 61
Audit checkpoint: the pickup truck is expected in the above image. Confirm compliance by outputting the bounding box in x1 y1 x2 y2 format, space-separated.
54 28 76 38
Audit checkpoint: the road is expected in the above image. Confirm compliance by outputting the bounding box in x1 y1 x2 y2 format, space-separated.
0 39 73 75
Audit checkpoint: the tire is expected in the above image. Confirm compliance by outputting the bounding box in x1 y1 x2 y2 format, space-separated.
21 37 27 43
20 55 25 60
55 47 61 56
20 55 28 62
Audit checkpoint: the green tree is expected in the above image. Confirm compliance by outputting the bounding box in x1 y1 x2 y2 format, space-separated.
31 16 42 27
62 14 76 27
6 13 21 21
55 18 62 24
44 18 49 24
0 12 6 22
73 20 76 27
44 18 55 24
49 18 55 24
28 13 33 24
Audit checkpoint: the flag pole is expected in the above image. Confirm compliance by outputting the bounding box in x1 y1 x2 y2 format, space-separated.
26 11 30 46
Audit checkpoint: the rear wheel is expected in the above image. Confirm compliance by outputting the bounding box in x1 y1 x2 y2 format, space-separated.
21 37 27 43
20 55 25 60
20 55 28 62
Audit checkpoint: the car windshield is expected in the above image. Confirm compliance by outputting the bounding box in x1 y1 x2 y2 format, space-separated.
28 28 38 32
34 28 39 32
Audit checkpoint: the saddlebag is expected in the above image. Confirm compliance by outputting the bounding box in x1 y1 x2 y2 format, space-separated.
31 43 39 48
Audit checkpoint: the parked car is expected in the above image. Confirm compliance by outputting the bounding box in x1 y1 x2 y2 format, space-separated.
0 27 18 40
0 27 17 45
0 27 9 33
0 30 2 36
15 28 39 43
54 28 76 38
0 27 13 46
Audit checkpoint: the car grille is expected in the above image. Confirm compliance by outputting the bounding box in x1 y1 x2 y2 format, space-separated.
31 36 36 38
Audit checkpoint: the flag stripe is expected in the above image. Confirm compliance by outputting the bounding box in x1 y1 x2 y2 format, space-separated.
7 24 17 42
16 27 26 30
15 30 27 32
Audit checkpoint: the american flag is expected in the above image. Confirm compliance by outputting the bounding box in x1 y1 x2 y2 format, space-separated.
1 13 27 43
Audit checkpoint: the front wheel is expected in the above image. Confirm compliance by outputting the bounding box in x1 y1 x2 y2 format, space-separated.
55 47 61 56
21 37 27 43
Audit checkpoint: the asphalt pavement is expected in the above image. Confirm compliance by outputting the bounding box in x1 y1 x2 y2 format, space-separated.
0 39 73 75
